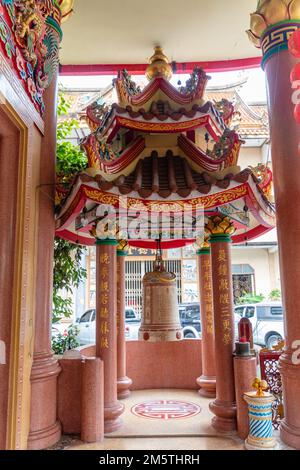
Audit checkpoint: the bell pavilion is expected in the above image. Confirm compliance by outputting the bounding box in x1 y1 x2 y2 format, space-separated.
1 0 300 452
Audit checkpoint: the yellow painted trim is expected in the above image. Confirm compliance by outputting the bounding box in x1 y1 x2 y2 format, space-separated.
4 102 28 450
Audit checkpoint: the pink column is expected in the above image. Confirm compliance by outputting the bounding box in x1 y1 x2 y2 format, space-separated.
96 240 124 433
265 49 300 450
248 7 300 449
27 73 61 450
196 245 216 398
81 357 104 443
117 249 132 399
207 218 237 433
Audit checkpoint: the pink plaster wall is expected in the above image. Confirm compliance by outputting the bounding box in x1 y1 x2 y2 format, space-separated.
126 340 202 390
78 340 202 390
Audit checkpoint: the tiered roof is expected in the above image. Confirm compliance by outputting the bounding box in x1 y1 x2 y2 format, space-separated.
55 48 275 248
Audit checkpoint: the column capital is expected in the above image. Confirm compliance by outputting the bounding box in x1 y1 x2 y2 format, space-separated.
197 248 211 255
117 250 128 257
247 1 300 68
205 215 235 243
95 238 118 246
196 239 211 255
117 240 128 256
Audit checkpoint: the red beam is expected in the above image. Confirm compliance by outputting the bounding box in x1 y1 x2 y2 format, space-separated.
59 56 262 76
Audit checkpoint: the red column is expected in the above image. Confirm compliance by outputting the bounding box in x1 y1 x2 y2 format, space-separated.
96 240 124 433
117 249 132 399
196 245 216 398
248 7 300 449
207 218 237 433
27 73 61 450
265 49 300 449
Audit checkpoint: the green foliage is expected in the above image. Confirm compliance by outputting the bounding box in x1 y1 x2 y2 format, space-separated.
53 237 87 323
236 293 265 305
269 289 281 301
56 92 88 179
52 325 80 355
53 92 88 324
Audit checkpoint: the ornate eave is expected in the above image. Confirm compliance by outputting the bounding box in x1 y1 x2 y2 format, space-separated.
81 131 243 180
55 166 275 248
89 101 225 144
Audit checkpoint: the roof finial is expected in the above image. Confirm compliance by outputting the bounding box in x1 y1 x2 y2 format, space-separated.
145 46 173 82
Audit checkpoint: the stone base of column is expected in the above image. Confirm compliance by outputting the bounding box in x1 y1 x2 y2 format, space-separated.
27 420 61 450
196 375 216 398
279 356 300 449
27 352 61 450
209 399 237 433
117 376 132 399
104 401 125 434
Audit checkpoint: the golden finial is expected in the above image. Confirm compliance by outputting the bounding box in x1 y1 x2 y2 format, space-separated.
252 378 269 397
247 0 300 47
145 46 173 81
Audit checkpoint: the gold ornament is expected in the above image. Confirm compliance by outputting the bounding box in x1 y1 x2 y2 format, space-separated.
252 378 269 397
205 215 236 236
58 0 74 23
117 240 128 252
145 46 173 81
247 0 300 47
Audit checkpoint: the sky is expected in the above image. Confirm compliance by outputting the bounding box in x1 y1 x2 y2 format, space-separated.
58 67 268 104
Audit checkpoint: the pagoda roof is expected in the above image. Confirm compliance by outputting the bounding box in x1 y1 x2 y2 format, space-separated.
88 100 225 143
81 130 242 178
114 69 210 110
55 153 275 248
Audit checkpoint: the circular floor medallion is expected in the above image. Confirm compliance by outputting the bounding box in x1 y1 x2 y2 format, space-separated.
131 400 201 420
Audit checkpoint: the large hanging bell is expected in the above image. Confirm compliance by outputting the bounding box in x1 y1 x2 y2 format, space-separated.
139 258 183 342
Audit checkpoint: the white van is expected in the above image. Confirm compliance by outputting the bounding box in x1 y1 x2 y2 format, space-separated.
234 302 284 349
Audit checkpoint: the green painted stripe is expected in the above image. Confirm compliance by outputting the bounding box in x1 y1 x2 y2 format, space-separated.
117 250 128 256
196 249 210 255
95 239 118 246
262 44 289 70
209 234 232 243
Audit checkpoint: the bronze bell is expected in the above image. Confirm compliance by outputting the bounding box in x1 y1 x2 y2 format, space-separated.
139 248 182 342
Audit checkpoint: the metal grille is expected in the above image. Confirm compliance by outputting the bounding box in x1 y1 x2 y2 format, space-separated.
232 274 254 303
259 351 284 429
125 259 182 317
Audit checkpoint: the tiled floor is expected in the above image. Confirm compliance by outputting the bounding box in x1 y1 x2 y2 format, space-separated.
64 389 245 451
51 389 293 451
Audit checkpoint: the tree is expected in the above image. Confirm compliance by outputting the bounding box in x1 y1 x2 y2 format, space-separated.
53 92 88 323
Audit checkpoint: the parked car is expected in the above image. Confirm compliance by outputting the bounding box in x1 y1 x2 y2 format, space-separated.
234 302 284 349
179 303 201 338
76 307 140 345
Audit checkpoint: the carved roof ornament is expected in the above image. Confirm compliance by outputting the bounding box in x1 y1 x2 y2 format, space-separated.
145 46 173 81
57 0 74 22
205 215 236 236
247 0 300 47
